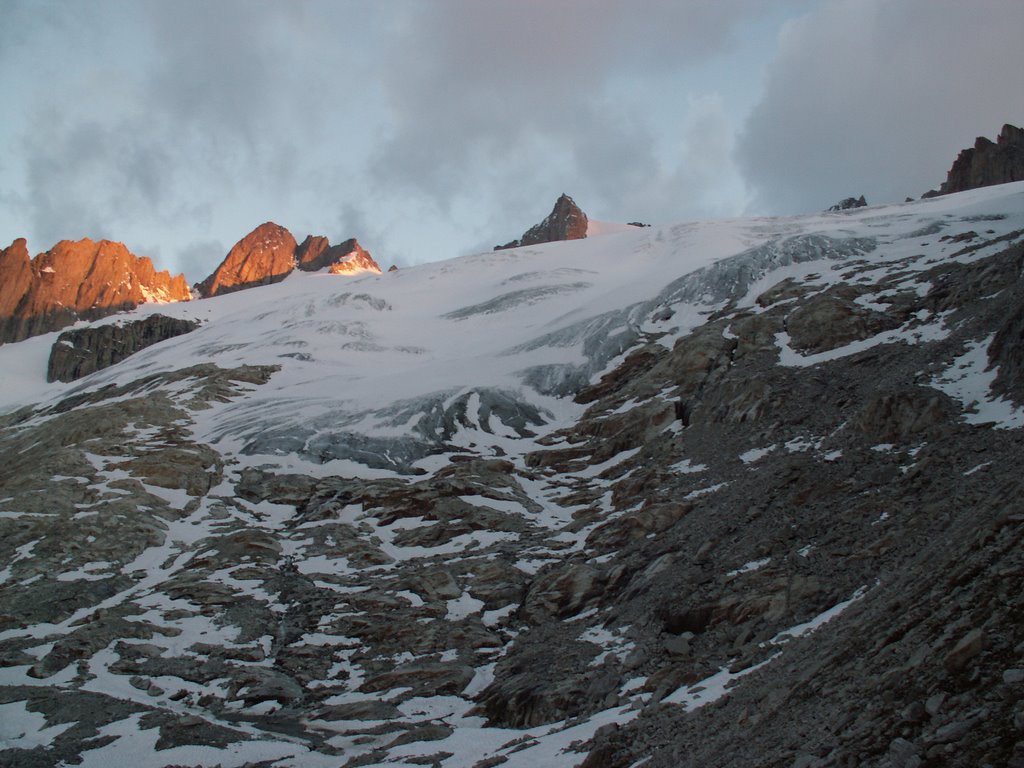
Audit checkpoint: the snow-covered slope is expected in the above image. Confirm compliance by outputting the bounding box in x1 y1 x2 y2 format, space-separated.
1 184 1023 767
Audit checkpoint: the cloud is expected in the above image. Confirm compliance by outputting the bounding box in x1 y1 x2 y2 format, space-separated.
736 0 1024 213
5 0 861 279
369 1 779 223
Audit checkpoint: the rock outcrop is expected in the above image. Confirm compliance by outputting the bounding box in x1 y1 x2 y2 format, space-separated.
496 193 588 250
195 222 298 298
0 238 190 345
47 314 200 383
923 123 1024 197
827 195 867 211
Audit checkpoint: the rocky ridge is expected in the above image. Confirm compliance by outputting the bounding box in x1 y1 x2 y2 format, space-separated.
0 182 1022 767
496 193 589 250
0 238 191 345
924 123 1024 198
197 224 382 297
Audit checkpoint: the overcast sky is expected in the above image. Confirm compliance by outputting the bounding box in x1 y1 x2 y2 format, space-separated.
1 0 1022 282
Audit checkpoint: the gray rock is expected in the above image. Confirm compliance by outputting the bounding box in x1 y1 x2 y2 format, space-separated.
944 628 988 673
1004 669 1024 685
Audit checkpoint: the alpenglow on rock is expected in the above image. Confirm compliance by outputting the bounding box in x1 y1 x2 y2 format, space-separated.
196 222 299 298
495 193 588 250
198 224 383 297
0 237 191 345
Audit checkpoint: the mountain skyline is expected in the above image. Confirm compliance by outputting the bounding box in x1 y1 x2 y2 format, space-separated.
1 0 1022 282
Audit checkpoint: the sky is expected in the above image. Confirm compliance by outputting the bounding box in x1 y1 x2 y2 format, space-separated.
1 0 1022 282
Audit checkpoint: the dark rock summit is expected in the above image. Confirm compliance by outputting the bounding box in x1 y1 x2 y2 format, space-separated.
923 123 1024 197
827 195 867 211
47 314 200 383
0 237 191 345
496 193 589 250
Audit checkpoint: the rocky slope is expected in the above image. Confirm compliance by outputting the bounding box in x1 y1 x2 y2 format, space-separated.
0 238 191 345
0 183 1022 768
925 123 1024 197
496 193 588 250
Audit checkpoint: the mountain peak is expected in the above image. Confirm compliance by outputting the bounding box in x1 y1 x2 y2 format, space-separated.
198 225 384 296
0 237 190 344
196 222 298 298
297 236 382 275
495 193 588 250
325 238 383 275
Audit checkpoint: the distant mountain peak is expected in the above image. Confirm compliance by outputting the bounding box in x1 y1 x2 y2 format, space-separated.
495 193 588 250
197 225 383 296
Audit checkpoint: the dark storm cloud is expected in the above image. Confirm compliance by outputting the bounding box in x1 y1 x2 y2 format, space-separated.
736 0 1024 213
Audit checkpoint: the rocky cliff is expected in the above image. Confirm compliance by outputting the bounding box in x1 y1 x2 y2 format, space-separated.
0 237 191 345
924 123 1024 197
496 193 589 250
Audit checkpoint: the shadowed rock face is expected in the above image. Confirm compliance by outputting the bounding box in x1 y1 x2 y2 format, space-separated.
294 235 331 271
0 238 191 345
924 123 1024 197
47 314 200 383
196 222 298 297
496 193 588 250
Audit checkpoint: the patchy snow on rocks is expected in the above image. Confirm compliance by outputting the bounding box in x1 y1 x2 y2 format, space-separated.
1 183 1023 767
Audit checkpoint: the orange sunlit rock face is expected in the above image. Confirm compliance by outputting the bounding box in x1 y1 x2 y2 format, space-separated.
324 239 382 275
0 237 190 344
196 222 299 297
